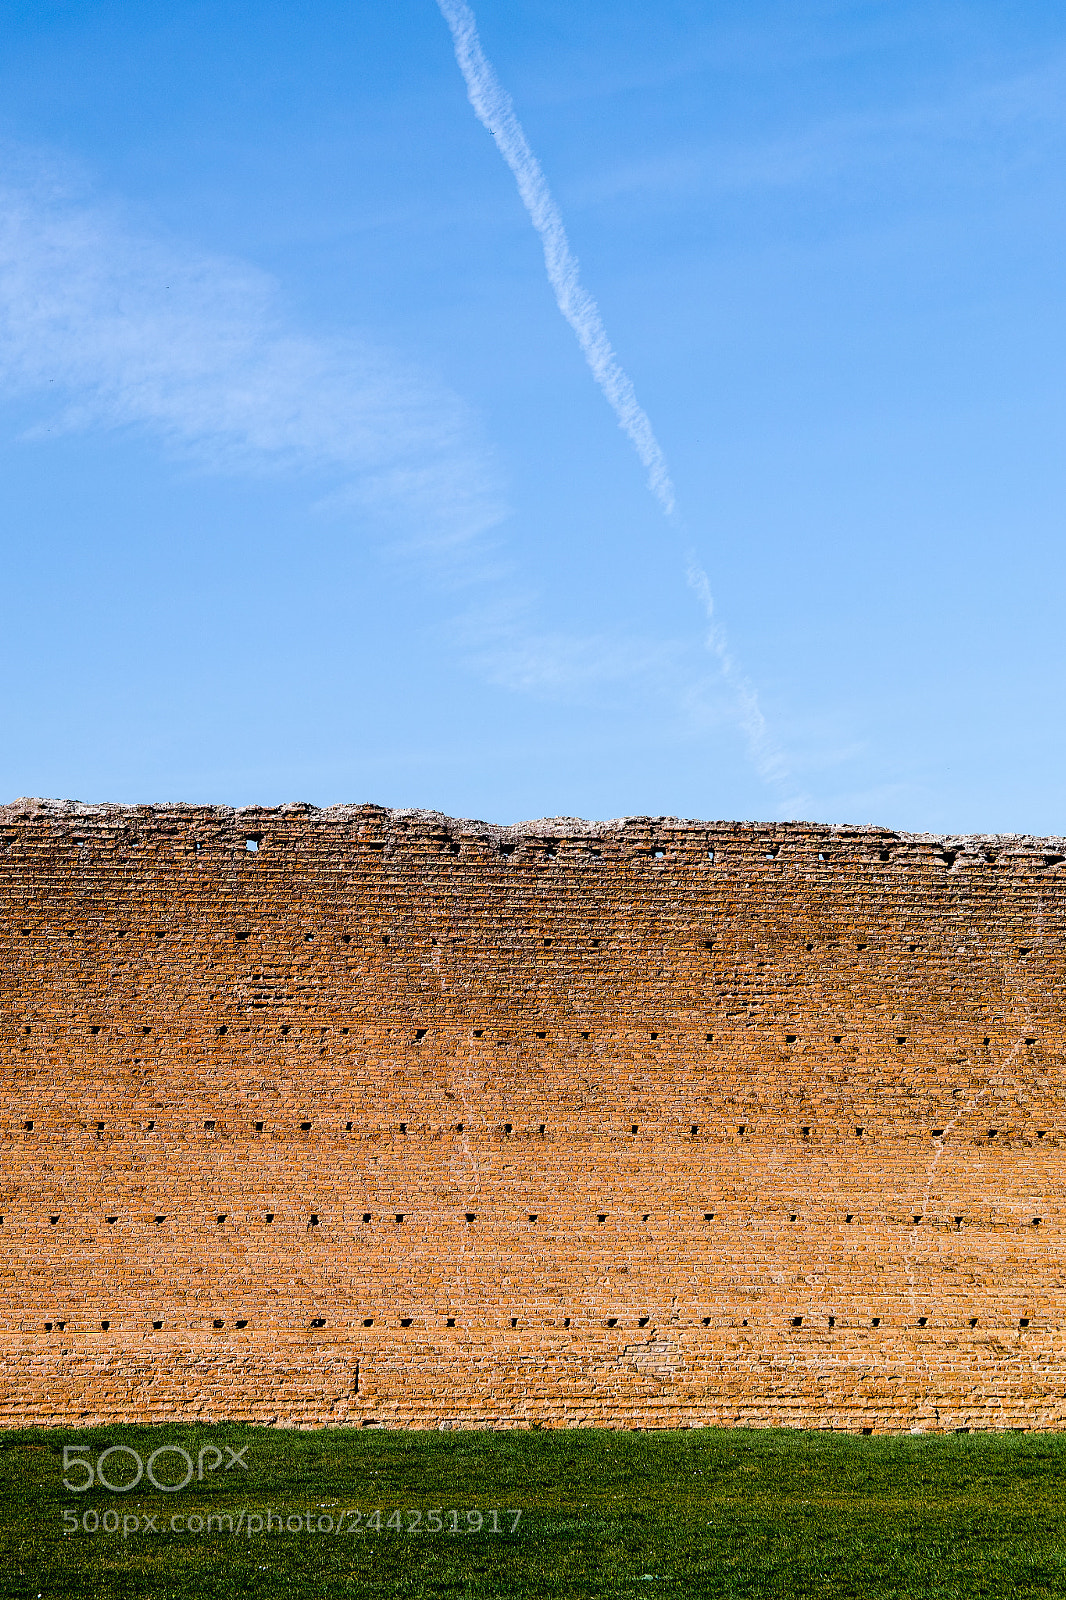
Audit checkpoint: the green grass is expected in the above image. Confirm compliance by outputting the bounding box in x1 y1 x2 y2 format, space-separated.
3 1422 1066 1598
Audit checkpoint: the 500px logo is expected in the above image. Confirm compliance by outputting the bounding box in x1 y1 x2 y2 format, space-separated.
63 1443 250 1493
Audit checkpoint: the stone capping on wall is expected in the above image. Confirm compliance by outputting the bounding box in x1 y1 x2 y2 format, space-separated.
2 794 1065 860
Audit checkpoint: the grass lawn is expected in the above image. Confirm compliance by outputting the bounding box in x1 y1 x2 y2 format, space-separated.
2 1422 1065 1598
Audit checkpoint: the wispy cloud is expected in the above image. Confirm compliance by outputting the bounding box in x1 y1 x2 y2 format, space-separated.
0 147 504 559
0 139 813 813
435 0 675 518
435 0 800 807
567 53 1066 210
453 600 694 702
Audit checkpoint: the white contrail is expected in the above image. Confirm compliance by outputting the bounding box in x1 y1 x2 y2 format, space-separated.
434 0 675 517
434 0 801 807
685 557 793 794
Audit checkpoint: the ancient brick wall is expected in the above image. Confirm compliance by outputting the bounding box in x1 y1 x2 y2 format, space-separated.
1 797 1064 1432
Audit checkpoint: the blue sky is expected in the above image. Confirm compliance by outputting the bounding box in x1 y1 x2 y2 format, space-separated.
0 0 1064 832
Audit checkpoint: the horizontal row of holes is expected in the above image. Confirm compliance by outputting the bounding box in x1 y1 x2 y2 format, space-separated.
13 1120 1055 1143
35 1312 1039 1333
18 1210 1048 1229
6 923 1052 964
29 830 1066 870
10 1023 1047 1050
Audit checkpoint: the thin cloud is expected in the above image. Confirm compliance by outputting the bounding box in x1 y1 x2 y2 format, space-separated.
434 1 801 807
435 0 675 517
455 604 692 702
567 54 1066 210
0 141 810 810
0 149 504 558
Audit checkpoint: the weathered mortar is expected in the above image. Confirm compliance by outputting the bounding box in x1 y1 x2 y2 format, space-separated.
1 797 1064 1432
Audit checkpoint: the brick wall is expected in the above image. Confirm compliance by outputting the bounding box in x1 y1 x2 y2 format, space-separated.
1 797 1064 1432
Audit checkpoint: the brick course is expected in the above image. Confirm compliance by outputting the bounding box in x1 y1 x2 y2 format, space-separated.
1 797 1064 1432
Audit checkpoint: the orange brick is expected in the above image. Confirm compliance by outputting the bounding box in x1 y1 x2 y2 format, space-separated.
0 799 1062 1432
